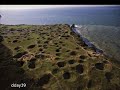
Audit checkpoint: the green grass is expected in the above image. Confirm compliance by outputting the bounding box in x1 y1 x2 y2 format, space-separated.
0 24 120 90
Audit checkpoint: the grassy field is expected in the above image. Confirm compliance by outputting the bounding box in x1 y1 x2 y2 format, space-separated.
0 24 120 90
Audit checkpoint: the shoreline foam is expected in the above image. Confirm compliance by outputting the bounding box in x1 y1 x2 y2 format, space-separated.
70 24 103 54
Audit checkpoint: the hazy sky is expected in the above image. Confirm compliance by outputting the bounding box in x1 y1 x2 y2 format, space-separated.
0 5 118 10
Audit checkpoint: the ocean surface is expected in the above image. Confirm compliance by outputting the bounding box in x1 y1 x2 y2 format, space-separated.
0 6 120 26
76 25 120 61
0 6 120 61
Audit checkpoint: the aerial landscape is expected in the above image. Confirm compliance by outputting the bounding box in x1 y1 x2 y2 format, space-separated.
0 5 120 90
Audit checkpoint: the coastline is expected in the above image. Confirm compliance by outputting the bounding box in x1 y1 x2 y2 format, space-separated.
70 24 103 54
75 24 120 62
70 25 120 63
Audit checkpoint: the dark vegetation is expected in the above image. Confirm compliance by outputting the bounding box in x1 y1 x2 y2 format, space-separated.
87 80 92 88
52 68 59 74
63 72 70 79
57 61 66 67
79 55 87 59
36 74 51 86
76 64 84 74
13 51 27 58
105 72 113 82
28 60 36 69
68 59 75 64
95 63 104 70
70 51 77 56
16 61 24 67
27 44 36 49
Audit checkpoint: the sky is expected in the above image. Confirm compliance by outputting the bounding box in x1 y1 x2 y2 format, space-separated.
0 5 118 10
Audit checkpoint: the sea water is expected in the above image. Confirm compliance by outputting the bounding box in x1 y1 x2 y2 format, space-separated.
0 6 120 26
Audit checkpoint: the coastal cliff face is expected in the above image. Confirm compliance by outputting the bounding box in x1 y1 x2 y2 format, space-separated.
77 25 120 62
0 24 120 90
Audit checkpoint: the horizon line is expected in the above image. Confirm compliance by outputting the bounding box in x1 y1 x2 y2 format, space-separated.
0 5 119 10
